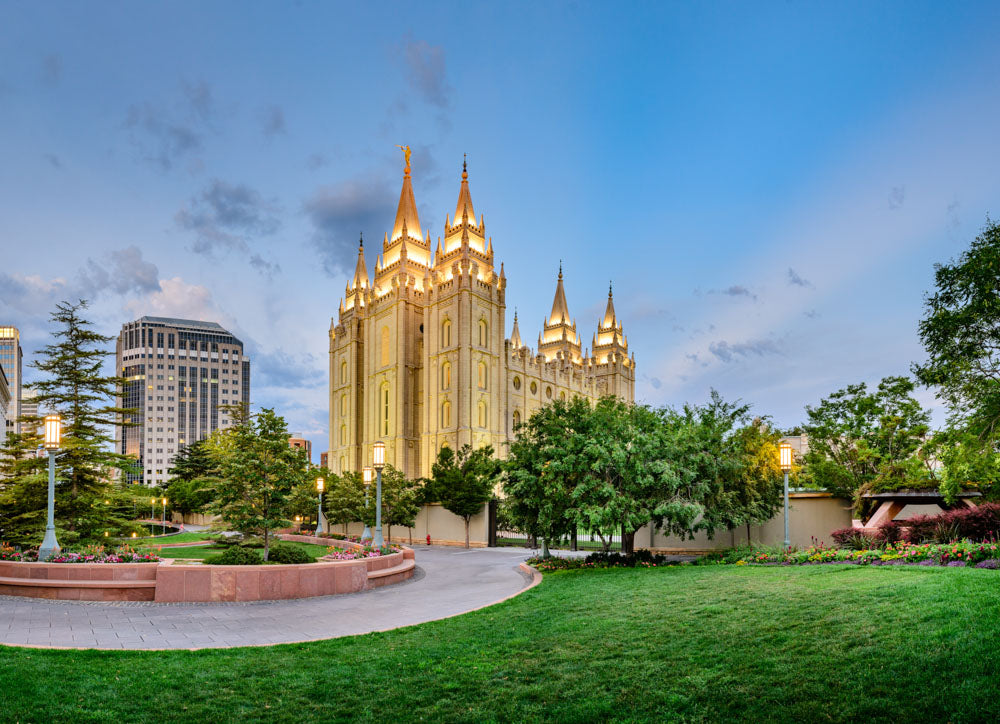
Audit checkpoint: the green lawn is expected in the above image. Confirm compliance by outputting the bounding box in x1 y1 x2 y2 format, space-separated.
153 541 332 560
2 565 999 722
128 532 214 546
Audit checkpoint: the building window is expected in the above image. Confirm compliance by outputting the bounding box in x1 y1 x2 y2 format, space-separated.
380 326 390 367
560 391 566 401
340 394 348 416
479 319 488 346
478 400 488 428
512 410 521 428
340 424 347 445
441 318 452 347
478 361 487 390
513 375 521 391
441 361 451 390
530 381 538 395
340 456 346 474
441 400 451 427
340 359 347 384
546 386 553 399
381 384 390 436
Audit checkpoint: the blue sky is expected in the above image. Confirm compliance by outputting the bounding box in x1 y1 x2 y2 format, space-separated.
2 1 1000 459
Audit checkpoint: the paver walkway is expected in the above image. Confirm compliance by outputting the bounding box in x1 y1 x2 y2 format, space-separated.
0 546 538 650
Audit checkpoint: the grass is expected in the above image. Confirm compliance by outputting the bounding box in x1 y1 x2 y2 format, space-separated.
2 565 1000 722
153 541 332 560
126 532 214 546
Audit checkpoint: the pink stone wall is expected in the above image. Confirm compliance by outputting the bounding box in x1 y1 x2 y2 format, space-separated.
0 560 159 601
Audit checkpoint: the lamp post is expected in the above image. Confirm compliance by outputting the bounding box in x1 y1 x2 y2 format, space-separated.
161 497 167 535
150 497 155 521
316 477 328 535
361 467 374 541
372 441 385 547
38 414 62 560
779 441 793 550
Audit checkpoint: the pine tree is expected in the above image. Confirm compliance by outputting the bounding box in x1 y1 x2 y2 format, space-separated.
0 300 136 546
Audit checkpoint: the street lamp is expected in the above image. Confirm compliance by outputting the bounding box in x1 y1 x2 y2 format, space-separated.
150 497 155 521
361 467 374 541
372 441 385 547
779 441 793 549
161 497 167 535
39 414 62 560
316 477 328 535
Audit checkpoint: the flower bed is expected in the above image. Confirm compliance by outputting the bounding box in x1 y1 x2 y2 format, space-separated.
713 540 1000 568
527 550 678 572
325 544 401 561
0 543 160 563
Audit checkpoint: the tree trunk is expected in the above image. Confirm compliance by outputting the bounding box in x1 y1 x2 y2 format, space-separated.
541 537 550 558
746 523 752 546
408 526 413 545
387 524 392 543
263 528 270 561
622 529 636 555
464 518 470 549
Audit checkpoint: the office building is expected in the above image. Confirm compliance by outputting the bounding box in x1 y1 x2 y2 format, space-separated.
0 326 22 437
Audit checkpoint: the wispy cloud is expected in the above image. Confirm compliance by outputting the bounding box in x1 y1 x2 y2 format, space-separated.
402 39 451 109
124 81 219 171
787 268 813 288
260 104 286 139
708 338 782 363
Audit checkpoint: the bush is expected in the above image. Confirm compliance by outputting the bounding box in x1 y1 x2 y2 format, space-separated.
211 534 264 548
267 543 315 564
903 503 1000 543
903 515 938 543
831 528 878 550
876 520 904 545
204 546 263 565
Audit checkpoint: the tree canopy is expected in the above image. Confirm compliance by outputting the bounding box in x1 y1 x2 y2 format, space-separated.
430 445 499 548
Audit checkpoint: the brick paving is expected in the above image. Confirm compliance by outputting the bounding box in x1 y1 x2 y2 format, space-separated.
0 546 537 650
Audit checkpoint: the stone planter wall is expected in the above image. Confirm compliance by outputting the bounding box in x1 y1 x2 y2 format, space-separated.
0 560 159 601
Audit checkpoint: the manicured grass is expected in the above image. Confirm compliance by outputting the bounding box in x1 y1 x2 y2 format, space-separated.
128 532 214 546
154 541 332 560
3 565 1000 722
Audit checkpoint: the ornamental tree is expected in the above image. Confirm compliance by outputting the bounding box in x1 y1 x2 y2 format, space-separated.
210 408 307 560
430 445 500 548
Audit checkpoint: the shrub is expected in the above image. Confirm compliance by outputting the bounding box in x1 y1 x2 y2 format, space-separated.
903 515 938 543
831 528 878 550
211 534 264 548
204 546 263 565
267 543 315 564
876 520 904 545
903 504 1000 543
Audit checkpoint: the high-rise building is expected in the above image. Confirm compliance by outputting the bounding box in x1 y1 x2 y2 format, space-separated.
0 326 22 437
0 364 9 436
327 154 635 479
19 388 40 436
115 317 250 486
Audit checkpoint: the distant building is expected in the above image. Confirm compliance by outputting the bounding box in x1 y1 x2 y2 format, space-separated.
115 316 250 486
288 434 312 462
19 388 39 436
320 451 328 469
0 326 22 437
0 364 9 436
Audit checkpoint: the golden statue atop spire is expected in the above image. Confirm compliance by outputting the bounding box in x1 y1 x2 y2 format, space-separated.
396 144 412 174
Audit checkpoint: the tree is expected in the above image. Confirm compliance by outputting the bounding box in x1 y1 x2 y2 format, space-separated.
430 445 500 548
914 219 1000 437
165 438 219 516
800 376 931 518
0 301 136 546
210 408 307 560
379 465 422 542
323 471 365 534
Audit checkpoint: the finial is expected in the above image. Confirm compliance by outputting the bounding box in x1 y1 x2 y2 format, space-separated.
462 153 467 180
558 260 563 279
396 144 412 175
359 232 364 249
609 280 613 296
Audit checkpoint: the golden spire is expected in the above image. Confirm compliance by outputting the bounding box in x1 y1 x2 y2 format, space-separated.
350 232 369 290
510 310 523 349
548 262 570 324
391 148 422 242
453 154 476 227
601 281 617 328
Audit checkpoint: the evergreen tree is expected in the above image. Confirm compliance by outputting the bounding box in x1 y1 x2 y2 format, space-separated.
0 300 136 546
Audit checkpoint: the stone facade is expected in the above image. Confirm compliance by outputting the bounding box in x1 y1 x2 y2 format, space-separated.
328 155 635 479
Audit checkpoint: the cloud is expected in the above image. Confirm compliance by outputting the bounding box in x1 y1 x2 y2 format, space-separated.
402 39 451 109
176 180 281 267
708 338 782 363
706 284 757 301
787 268 813 288
249 254 281 277
123 81 218 171
260 104 286 138
43 153 62 169
303 176 396 276
889 185 905 210
125 277 226 323
804 309 820 319
307 153 329 171
79 246 161 297
0 273 71 315
252 348 323 388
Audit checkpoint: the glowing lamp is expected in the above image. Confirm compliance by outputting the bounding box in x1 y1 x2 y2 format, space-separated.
316 477 325 493
363 466 373 485
372 441 386 470
779 442 793 471
162 498 167 505
43 415 61 450
131 532 137 538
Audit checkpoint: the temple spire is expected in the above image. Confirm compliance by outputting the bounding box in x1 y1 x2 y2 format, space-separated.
602 281 617 327
350 233 369 291
548 263 570 324
453 154 476 226
391 147 422 242
510 310 523 349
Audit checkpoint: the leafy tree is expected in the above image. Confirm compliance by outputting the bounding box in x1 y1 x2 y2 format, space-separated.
210 408 307 560
0 301 136 546
379 465 422 542
800 376 931 518
287 474 323 530
430 445 500 548
323 471 365 534
914 219 1000 437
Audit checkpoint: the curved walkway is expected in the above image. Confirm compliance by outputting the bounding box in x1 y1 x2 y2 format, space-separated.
0 546 539 650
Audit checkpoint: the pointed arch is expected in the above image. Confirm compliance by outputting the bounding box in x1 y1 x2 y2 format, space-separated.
441 318 452 348
441 361 451 390
479 318 488 347
478 361 488 389
441 399 451 427
380 326 390 367
478 400 488 428
380 382 391 436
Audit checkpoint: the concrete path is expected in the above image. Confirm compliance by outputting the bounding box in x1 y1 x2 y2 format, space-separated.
0 546 538 651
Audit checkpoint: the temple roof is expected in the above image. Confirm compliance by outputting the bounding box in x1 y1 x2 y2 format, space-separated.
601 283 617 328
391 166 422 242
548 265 571 325
350 234 369 290
453 156 476 226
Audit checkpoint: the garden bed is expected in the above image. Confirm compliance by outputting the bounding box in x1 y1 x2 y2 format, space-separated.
704 540 1000 568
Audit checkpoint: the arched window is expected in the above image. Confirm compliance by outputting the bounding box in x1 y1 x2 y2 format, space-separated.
441 400 451 427
478 361 488 389
340 359 347 384
381 384 391 436
441 318 452 347
478 400 488 428
560 391 566 401
340 394 348 416
512 410 521 428
479 319 488 346
380 327 390 367
546 386 553 399
340 424 347 445
339 456 346 473
441 361 451 390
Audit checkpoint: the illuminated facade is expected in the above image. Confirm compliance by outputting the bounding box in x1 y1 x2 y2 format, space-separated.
0 326 22 437
328 155 635 479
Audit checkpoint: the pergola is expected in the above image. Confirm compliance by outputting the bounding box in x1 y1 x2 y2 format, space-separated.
860 490 981 529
